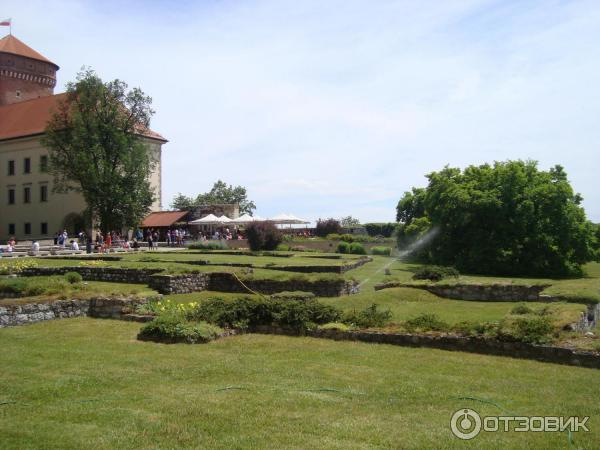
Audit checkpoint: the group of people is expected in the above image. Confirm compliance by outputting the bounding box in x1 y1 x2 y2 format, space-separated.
0 237 17 254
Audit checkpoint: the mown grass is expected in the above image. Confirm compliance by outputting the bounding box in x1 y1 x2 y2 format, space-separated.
0 318 598 449
0 277 158 305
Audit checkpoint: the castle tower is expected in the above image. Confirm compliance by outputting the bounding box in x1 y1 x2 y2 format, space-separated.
0 34 59 106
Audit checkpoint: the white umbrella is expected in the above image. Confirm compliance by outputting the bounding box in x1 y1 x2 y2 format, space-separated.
231 213 253 224
270 213 295 224
286 214 310 224
216 215 232 224
189 214 220 225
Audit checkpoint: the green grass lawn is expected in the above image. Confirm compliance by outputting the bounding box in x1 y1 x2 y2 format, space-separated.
0 276 158 305
0 318 597 449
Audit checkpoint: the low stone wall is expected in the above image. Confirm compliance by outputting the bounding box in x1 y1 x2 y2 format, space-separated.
149 273 210 295
265 257 372 274
21 267 163 284
0 296 149 327
208 273 359 297
375 282 550 302
251 326 600 369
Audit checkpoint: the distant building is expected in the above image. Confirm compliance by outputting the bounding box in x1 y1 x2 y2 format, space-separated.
0 34 166 241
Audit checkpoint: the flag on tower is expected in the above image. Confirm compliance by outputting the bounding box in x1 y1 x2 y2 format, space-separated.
0 18 11 26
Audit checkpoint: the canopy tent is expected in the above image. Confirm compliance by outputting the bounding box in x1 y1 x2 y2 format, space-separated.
188 214 221 225
269 213 310 225
216 215 232 224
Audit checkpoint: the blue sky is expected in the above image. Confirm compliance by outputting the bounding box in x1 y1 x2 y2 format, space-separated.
4 0 600 222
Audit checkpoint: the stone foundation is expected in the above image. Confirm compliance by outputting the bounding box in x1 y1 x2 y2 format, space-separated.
21 267 163 284
0 296 149 327
375 282 550 302
251 326 600 369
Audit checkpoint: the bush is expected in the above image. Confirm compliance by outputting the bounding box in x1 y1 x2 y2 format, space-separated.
412 265 459 281
343 304 392 328
138 313 223 343
245 221 282 251
511 304 533 315
371 246 392 256
500 316 555 344
364 223 397 237
269 291 315 302
64 271 83 284
336 241 351 254
315 218 342 237
188 241 228 250
404 313 449 332
349 242 366 255
189 296 340 331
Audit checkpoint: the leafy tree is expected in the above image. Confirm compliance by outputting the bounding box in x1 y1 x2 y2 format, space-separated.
170 180 256 214
364 223 397 237
396 161 597 277
196 180 256 215
43 69 157 233
340 216 361 227
396 187 426 224
170 193 194 210
315 218 342 237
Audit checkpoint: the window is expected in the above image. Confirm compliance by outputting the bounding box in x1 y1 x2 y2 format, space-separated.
8 188 15 205
40 185 48 202
24 157 31 174
41 222 48 235
8 160 14 176
24 223 31 235
23 187 31 203
8 224 15 235
15 90 21 99
40 155 48 173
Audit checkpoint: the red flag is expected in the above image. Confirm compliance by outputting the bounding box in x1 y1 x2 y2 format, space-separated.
0 18 11 27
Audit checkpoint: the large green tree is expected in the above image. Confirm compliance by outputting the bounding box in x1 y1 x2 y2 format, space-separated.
396 160 597 277
170 180 256 215
43 69 157 233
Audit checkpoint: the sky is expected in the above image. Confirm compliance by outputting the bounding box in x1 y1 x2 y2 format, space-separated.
3 0 600 223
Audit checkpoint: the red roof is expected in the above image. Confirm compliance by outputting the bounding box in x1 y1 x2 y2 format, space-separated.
0 94 167 142
0 35 58 68
141 211 188 227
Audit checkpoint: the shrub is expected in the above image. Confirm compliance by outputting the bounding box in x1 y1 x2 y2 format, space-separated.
500 316 555 344
336 241 351 254
189 296 340 331
315 218 342 237
371 246 392 256
64 272 83 284
138 313 223 343
245 221 282 251
364 223 397 237
188 241 228 250
269 291 315 302
412 265 459 281
349 242 366 255
404 313 449 332
343 304 392 328
511 304 533 315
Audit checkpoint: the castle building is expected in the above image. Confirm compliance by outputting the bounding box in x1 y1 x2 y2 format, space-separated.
0 34 166 241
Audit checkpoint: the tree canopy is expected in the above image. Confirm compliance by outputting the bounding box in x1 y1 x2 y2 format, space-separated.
340 216 361 227
170 180 256 215
396 160 597 277
43 69 157 233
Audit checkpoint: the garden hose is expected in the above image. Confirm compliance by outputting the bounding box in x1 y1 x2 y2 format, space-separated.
231 271 270 301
